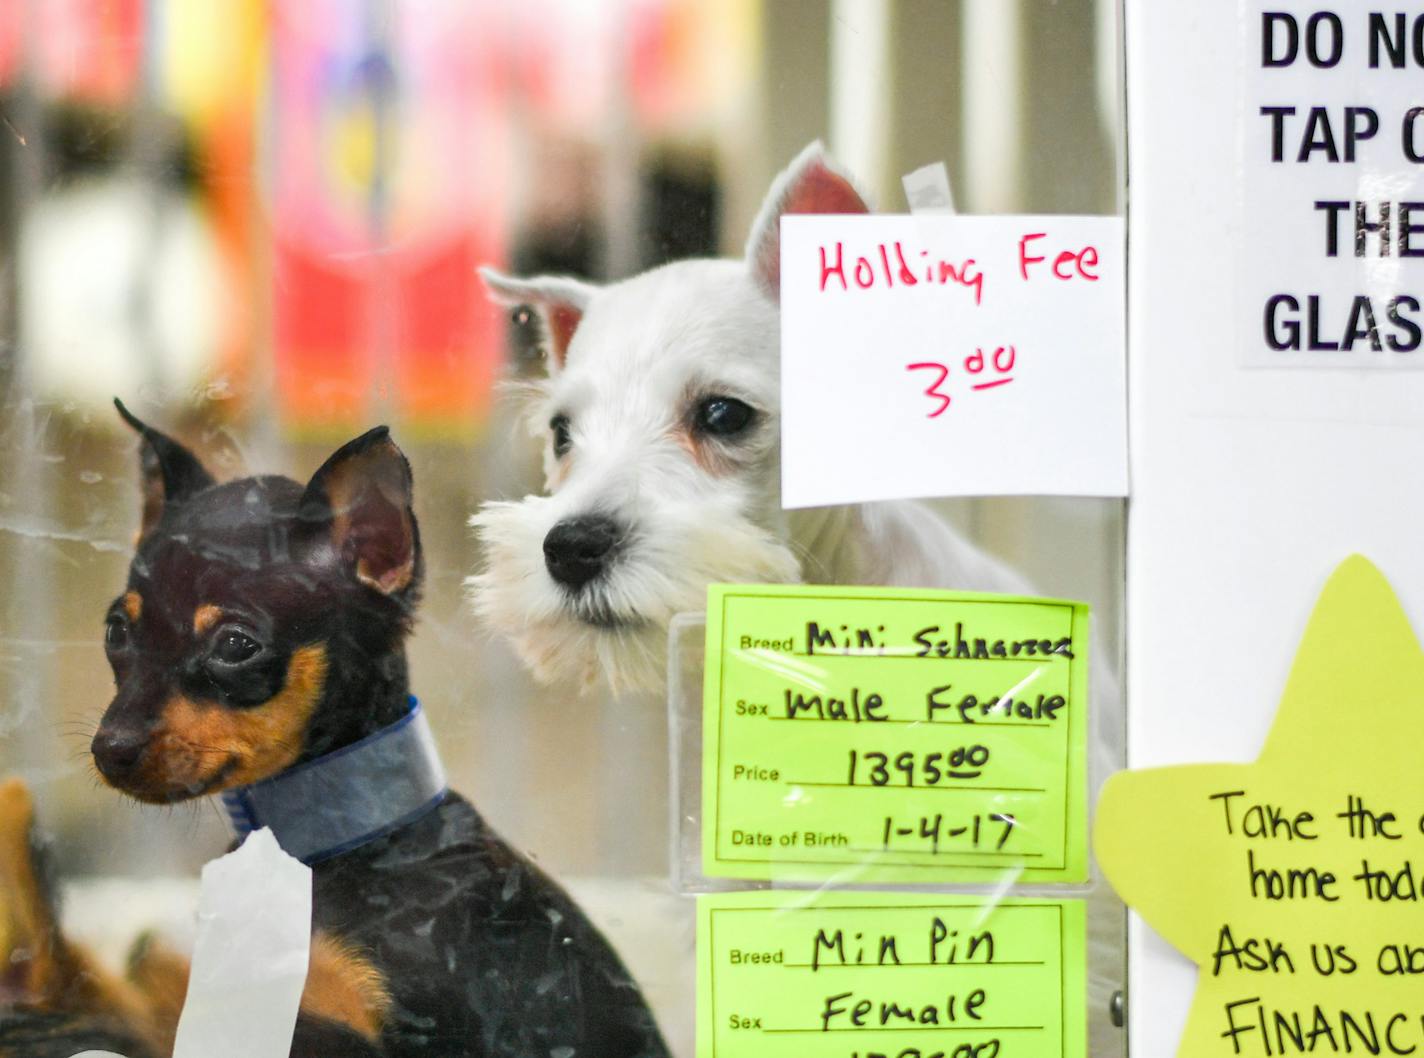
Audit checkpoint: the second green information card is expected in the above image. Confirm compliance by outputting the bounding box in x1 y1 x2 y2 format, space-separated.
697 892 1087 1058
701 585 1090 883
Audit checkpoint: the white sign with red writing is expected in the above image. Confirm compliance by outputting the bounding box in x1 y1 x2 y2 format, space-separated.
779 214 1127 507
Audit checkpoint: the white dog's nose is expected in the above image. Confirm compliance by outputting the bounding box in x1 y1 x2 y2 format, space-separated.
543 515 622 590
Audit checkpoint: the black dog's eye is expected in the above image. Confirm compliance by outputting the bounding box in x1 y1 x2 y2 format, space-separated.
550 414 572 457
695 396 756 437
104 614 129 651
211 628 261 666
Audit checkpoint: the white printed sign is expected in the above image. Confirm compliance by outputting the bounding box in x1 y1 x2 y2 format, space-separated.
779 214 1127 508
1240 3 1424 367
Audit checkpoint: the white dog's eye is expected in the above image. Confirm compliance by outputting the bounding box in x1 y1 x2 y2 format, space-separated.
550 414 572 457
696 397 755 437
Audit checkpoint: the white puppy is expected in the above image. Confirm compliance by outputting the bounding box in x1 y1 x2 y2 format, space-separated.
469 143 1033 692
472 145 1124 1051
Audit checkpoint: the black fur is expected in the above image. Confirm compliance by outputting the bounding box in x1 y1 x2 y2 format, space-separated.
0 1008 388 1058
90 407 670 1057
290 1016 388 1057
310 796 668 1057
0 1009 154 1058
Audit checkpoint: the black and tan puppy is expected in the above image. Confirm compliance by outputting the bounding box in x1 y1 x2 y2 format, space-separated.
88 401 669 1058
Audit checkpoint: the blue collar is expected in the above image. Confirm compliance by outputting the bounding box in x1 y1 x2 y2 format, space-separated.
219 697 447 864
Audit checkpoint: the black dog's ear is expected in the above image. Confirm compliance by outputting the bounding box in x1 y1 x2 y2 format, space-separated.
114 398 216 538
299 427 419 596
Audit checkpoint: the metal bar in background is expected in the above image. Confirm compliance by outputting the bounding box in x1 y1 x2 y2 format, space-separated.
961 0 1024 213
828 0 892 204
740 0 831 256
888 0 964 205
1021 0 1115 213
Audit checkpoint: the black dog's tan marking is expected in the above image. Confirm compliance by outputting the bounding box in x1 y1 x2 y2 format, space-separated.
79 401 669 1058
302 932 391 1042
149 643 329 796
192 603 222 635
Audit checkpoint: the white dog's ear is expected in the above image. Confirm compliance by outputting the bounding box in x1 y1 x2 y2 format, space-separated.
480 267 596 371
745 141 869 302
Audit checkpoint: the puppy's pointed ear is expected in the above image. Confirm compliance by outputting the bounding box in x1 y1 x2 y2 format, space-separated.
115 398 215 538
480 267 595 372
745 141 869 303
299 427 420 597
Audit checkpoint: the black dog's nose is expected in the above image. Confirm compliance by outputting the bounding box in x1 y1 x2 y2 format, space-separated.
92 728 146 779
543 516 622 590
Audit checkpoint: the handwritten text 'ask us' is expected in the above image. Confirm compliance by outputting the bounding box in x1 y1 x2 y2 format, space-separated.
816 232 1101 306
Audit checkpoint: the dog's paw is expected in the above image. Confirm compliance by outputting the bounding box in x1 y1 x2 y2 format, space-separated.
124 932 189 1054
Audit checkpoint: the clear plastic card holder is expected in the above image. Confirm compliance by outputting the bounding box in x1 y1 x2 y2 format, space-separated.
669 610 1128 1058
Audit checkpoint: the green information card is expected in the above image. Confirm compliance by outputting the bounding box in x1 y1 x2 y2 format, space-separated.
697 891 1087 1058
702 585 1089 883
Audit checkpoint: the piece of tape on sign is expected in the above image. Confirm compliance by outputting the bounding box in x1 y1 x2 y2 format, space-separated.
902 160 954 214
72 828 313 1058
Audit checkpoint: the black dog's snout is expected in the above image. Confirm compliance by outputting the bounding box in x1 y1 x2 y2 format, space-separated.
92 728 147 780
543 516 623 590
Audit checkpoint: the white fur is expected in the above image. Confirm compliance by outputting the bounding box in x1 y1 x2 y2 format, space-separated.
468 146 1033 692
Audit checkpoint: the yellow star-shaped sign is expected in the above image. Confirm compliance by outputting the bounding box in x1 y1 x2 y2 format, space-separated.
1095 555 1424 1057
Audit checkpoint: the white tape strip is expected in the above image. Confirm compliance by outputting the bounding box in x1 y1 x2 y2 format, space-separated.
171 829 311 1058
70 830 311 1058
902 161 956 214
